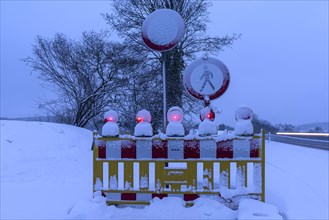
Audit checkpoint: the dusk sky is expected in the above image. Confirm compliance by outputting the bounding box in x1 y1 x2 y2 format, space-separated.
1 1 328 127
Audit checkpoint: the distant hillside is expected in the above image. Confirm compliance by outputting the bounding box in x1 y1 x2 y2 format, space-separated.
296 122 329 132
0 115 56 122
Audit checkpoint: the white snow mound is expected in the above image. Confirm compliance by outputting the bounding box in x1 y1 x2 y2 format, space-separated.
102 122 119 137
166 122 185 136
237 199 283 220
234 120 253 136
134 122 153 137
198 119 217 136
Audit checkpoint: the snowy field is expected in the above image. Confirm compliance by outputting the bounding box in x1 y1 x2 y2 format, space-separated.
1 120 328 219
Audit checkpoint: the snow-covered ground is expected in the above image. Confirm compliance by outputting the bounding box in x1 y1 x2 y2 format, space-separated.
265 141 329 219
1 120 328 219
0 120 92 219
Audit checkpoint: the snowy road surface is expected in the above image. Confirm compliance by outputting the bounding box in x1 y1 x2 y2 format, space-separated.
1 120 328 219
268 134 329 150
265 141 328 219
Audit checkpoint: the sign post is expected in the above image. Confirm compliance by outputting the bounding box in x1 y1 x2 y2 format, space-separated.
162 55 166 129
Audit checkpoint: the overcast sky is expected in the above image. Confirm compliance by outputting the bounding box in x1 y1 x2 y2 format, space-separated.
1 1 328 126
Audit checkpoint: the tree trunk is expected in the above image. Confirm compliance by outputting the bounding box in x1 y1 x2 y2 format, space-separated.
163 47 185 109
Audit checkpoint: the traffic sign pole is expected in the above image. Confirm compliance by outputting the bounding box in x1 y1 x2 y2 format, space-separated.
162 55 167 130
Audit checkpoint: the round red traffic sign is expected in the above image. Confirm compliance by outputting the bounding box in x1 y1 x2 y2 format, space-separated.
141 9 185 52
183 57 230 101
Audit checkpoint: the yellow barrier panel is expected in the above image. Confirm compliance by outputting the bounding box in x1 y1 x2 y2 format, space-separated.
124 161 133 190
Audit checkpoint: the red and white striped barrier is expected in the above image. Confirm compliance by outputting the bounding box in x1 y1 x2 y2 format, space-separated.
96 137 261 159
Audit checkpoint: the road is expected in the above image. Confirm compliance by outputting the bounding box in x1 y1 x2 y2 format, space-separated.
266 134 329 150
265 141 329 219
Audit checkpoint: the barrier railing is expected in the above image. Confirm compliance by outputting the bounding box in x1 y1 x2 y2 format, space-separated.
93 130 265 206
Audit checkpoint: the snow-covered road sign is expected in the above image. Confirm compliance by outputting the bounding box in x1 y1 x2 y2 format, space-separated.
183 57 230 101
141 9 185 52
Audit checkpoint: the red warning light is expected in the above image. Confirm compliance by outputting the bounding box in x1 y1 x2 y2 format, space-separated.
207 111 215 121
200 108 215 121
167 107 183 123
136 109 152 123
171 114 180 122
104 116 114 122
103 110 119 123
136 116 143 123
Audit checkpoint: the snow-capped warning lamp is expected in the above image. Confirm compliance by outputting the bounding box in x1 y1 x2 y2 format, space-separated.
102 110 119 137
134 109 153 137
167 107 183 123
198 106 217 136
200 107 215 122
234 106 254 136
104 110 119 123
135 109 152 123
166 106 185 137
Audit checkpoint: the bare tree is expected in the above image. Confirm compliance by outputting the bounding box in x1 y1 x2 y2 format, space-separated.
113 46 164 133
24 31 134 127
24 1 239 131
105 0 240 131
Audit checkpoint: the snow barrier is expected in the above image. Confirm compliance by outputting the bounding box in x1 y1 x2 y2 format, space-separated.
92 131 265 206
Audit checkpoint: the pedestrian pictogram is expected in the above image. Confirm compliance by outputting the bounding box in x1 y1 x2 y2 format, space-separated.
200 65 215 92
183 57 230 101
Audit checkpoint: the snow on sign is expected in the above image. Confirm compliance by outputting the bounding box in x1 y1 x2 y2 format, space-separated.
183 57 230 101
142 9 185 52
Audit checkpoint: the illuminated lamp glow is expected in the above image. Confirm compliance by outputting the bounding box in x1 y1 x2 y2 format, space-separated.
136 109 152 123
200 108 215 121
103 110 118 123
104 116 114 122
276 132 329 137
136 116 143 123
167 107 183 123
171 114 180 122
207 111 215 121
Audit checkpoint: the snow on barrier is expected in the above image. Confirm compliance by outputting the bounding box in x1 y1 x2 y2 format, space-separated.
92 130 265 207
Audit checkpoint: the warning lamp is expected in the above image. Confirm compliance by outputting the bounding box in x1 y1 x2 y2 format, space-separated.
167 106 183 123
136 109 152 123
235 106 253 121
136 116 143 123
166 106 184 136
200 107 215 122
134 109 153 137
105 116 114 122
102 110 119 137
103 110 118 123
206 110 215 121
172 114 179 121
